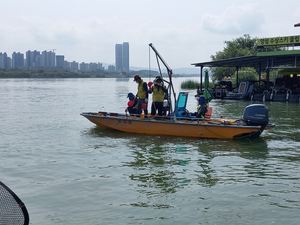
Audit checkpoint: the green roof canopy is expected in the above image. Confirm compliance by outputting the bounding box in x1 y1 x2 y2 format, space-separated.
192 53 300 69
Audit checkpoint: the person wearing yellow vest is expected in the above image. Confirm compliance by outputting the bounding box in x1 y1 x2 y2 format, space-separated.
133 74 149 118
149 76 168 117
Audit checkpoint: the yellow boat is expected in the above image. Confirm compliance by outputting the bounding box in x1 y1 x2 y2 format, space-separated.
81 44 274 139
81 111 268 139
81 91 273 139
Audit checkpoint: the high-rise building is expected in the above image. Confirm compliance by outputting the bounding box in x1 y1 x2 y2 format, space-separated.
80 62 88 71
26 50 40 68
7 57 11 69
108 65 115 72
115 44 123 72
64 61 71 70
88 62 104 71
0 52 8 69
115 42 129 73
122 42 129 73
12 52 24 68
41 51 55 68
89 62 97 71
56 55 64 69
70 61 79 71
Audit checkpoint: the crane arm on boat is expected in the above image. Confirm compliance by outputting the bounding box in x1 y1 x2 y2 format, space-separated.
149 43 177 107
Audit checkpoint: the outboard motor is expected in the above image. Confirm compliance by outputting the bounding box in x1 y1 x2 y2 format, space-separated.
243 104 269 132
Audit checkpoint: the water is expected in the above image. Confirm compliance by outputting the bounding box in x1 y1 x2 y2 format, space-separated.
1 78 300 225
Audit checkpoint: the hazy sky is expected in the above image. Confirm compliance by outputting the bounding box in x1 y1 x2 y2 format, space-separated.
1 0 300 69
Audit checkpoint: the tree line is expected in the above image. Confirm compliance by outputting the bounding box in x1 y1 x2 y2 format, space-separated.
0 68 160 79
210 34 280 85
0 67 195 79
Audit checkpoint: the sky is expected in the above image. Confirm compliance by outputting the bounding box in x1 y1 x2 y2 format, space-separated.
1 0 300 71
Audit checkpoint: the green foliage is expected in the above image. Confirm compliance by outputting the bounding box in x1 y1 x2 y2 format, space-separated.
210 34 258 82
230 68 259 86
180 79 214 89
181 80 200 89
0 69 128 78
210 67 236 83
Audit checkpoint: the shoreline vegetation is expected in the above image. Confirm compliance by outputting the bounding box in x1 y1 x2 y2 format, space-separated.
0 68 198 79
181 80 200 89
1 68 206 89
181 79 214 89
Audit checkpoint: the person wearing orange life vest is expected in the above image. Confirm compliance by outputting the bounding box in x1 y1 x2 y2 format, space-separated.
149 76 168 117
133 74 149 118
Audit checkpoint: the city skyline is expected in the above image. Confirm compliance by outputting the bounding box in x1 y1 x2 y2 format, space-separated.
1 48 201 74
0 49 113 72
1 42 130 73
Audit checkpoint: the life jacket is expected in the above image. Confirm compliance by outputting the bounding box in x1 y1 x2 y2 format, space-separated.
137 80 147 99
197 96 207 115
152 85 165 102
197 104 208 114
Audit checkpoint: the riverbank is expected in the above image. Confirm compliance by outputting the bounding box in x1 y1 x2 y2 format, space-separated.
0 69 198 79
0 69 125 79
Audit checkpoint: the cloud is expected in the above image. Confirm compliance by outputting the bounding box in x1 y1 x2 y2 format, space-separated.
201 3 265 35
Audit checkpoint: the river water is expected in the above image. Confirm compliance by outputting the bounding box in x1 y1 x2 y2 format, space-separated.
1 78 300 225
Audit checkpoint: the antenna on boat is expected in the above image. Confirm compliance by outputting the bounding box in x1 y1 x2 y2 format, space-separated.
148 43 177 107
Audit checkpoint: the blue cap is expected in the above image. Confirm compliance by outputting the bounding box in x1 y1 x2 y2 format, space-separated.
127 92 135 101
198 96 206 106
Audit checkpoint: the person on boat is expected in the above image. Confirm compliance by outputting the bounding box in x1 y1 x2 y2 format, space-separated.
133 74 149 118
125 92 137 116
191 96 208 119
197 96 208 118
148 76 168 117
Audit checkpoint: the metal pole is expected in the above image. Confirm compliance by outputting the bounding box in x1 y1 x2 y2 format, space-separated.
266 57 270 90
259 63 261 81
266 68 270 90
200 66 203 93
236 66 239 88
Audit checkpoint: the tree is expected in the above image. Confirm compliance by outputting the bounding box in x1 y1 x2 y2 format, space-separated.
210 34 258 82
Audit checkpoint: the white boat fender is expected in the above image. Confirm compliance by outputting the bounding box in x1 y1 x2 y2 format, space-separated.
262 90 268 102
270 89 276 100
286 89 291 101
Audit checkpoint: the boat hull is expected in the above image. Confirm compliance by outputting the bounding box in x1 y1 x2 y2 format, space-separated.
81 113 263 139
